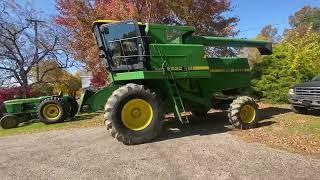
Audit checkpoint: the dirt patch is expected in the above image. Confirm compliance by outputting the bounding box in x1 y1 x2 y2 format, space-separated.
231 103 320 158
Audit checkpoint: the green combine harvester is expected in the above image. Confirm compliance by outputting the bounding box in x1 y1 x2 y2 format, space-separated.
1 20 272 145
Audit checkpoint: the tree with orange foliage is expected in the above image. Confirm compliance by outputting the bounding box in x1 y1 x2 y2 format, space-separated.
55 0 238 77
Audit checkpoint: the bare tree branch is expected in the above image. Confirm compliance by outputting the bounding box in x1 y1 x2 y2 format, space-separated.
0 0 75 91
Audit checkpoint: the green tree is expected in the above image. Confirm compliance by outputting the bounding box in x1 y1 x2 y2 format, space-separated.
30 60 81 96
252 29 320 102
32 83 54 96
247 25 279 65
289 6 320 32
53 72 81 97
55 0 238 71
257 25 280 42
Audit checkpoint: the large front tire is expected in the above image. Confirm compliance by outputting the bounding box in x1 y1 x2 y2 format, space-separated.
104 84 163 145
228 96 259 129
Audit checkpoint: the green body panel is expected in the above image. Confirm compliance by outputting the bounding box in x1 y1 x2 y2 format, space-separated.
110 58 251 112
79 84 120 113
112 71 210 81
185 36 272 55
149 44 209 73
4 96 49 114
146 24 195 44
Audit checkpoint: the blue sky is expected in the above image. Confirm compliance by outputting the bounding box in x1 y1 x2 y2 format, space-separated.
26 0 320 38
230 0 320 37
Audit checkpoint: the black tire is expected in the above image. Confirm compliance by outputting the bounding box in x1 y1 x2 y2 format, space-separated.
38 97 68 124
0 115 19 129
67 97 79 118
228 96 259 129
104 83 163 145
291 105 308 114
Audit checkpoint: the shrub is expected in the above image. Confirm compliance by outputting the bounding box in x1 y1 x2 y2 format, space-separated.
251 30 320 103
0 86 33 107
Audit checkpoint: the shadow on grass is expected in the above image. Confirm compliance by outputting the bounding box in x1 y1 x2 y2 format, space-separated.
17 119 39 128
259 107 291 120
155 106 291 142
66 112 101 122
251 106 292 129
306 109 320 116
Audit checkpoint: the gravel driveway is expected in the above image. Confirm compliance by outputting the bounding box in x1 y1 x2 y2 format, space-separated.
1 118 320 180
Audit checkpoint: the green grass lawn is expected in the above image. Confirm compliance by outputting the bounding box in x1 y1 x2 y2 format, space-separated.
233 103 320 157
285 115 320 137
0 112 104 137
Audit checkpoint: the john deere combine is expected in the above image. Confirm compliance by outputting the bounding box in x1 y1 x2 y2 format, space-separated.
1 20 272 145
78 20 272 144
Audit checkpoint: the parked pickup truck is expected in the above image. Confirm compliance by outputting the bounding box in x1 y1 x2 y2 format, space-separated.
288 75 320 114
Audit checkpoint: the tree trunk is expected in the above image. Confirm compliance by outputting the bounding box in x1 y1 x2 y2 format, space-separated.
20 72 29 98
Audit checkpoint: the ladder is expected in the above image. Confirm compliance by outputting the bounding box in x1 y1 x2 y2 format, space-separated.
166 76 189 124
152 44 189 124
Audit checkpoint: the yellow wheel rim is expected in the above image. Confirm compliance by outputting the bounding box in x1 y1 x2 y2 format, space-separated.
121 99 153 131
240 105 256 123
43 104 62 121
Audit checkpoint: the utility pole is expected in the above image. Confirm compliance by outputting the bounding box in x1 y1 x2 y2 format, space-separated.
26 19 45 82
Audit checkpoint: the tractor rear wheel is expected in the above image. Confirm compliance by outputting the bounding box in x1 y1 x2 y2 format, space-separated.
104 83 163 145
228 96 258 129
38 97 68 124
67 97 79 118
0 115 19 129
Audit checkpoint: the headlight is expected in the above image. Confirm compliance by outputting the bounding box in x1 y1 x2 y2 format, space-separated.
288 88 295 95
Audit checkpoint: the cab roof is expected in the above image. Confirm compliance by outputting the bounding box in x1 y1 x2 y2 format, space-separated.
92 20 145 26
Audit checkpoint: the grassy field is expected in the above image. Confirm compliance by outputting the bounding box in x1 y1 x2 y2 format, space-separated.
0 112 104 137
232 103 320 158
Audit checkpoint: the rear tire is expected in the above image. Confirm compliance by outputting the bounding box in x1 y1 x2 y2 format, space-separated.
228 96 259 129
38 97 68 124
67 97 79 118
291 105 308 114
104 83 163 145
0 115 19 129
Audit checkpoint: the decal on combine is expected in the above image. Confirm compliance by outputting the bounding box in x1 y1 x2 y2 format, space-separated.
154 66 250 72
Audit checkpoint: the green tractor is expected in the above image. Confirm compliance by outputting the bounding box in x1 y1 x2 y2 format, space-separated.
0 94 78 129
78 20 272 144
